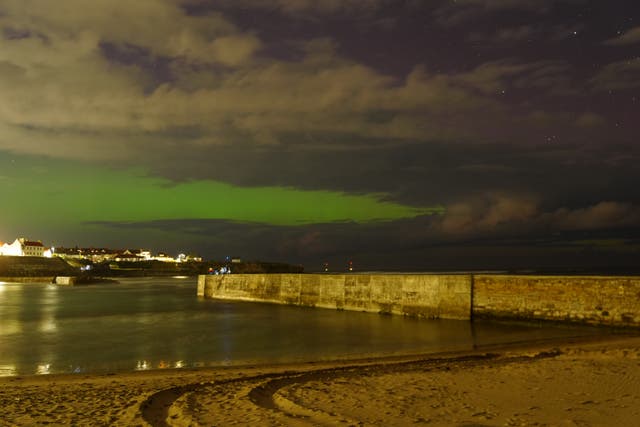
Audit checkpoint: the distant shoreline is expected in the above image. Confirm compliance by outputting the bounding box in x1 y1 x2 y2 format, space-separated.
0 255 303 279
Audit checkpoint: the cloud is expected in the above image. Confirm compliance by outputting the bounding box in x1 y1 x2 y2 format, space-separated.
513 62 576 94
454 0 547 8
434 0 585 27
2 12 571 164
546 202 640 231
591 58 640 91
0 0 261 157
0 0 257 65
468 25 535 44
452 60 576 98
0 0 605 185
428 193 539 237
457 61 534 94
84 197 640 270
468 23 584 45
263 0 384 14
435 1 539 27
0 0 636 220
424 195 640 242
574 112 606 128
603 26 640 46
200 0 388 16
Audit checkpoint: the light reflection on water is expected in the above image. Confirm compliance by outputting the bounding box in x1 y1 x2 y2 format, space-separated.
0 277 606 376
0 364 17 376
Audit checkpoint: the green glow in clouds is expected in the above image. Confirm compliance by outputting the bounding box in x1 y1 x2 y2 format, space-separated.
1 155 443 227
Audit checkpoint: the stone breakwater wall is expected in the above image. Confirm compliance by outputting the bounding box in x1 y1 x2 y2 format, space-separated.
198 274 472 320
198 274 640 326
54 276 78 285
472 275 640 326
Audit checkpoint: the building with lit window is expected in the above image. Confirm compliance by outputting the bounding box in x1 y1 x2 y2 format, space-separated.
0 238 47 257
21 239 45 256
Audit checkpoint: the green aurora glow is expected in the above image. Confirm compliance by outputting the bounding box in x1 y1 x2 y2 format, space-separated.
1 155 443 229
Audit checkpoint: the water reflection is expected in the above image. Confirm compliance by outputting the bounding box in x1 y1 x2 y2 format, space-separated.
0 278 607 376
135 359 188 370
39 285 58 333
0 282 22 335
0 364 17 377
36 364 51 375
136 360 150 371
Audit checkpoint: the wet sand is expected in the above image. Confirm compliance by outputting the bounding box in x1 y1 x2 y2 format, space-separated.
1 335 640 426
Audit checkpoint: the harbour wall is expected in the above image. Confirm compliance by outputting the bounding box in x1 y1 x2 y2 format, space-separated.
55 276 78 286
198 273 640 327
473 274 640 326
198 274 472 320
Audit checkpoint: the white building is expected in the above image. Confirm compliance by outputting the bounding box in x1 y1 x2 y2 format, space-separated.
153 252 175 262
0 239 23 256
0 238 47 257
114 249 144 262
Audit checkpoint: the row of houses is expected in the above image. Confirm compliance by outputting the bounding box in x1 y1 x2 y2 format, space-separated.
56 247 201 263
0 237 202 263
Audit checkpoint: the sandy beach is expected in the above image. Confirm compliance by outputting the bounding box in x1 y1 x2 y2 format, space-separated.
1 334 640 426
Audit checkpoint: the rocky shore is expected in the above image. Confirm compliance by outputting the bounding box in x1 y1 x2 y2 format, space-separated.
0 256 76 277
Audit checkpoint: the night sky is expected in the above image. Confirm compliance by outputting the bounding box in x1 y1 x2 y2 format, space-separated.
1 0 639 272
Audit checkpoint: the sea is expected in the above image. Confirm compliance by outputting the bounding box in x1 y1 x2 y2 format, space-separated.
0 276 607 377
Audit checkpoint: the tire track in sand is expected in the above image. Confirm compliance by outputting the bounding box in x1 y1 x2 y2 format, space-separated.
141 351 561 426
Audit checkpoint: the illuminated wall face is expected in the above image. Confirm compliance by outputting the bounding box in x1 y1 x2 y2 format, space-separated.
0 154 442 238
0 240 23 256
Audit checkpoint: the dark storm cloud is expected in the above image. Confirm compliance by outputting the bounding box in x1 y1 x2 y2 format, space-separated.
89 197 640 271
138 138 640 211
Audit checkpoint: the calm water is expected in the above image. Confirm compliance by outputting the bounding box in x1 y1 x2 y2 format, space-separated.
0 277 605 376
